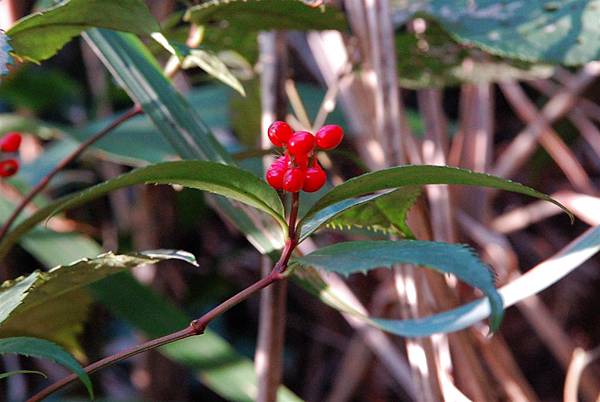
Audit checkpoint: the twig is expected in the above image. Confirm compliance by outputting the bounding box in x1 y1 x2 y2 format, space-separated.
312 65 353 132
26 191 302 402
0 105 143 244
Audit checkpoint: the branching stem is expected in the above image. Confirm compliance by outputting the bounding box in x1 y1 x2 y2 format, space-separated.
26 191 301 402
0 105 143 243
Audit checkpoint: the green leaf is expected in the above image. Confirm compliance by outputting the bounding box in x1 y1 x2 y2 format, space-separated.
0 250 196 355
294 225 600 337
293 240 503 331
185 0 348 31
0 369 47 379
84 29 284 254
426 0 600 66
0 337 92 398
0 161 287 260
152 33 245 96
321 188 420 239
395 20 554 89
300 165 572 226
7 0 160 63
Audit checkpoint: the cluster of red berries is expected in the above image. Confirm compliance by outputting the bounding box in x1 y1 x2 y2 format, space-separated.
0 132 21 178
265 121 343 193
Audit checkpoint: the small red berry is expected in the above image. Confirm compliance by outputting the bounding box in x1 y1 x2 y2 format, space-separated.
287 131 315 156
0 159 19 177
294 152 309 169
267 121 293 147
0 132 22 153
316 125 343 150
283 167 305 193
266 164 286 190
303 164 327 192
272 155 290 169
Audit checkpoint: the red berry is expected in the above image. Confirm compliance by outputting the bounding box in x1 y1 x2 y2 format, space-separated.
0 159 19 177
0 132 22 153
316 125 343 150
294 153 309 169
287 131 315 156
303 164 327 192
267 121 293 147
266 162 286 190
283 168 305 193
272 155 290 169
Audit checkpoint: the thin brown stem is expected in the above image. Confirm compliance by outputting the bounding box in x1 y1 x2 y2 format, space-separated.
27 268 285 402
27 328 193 402
27 190 302 402
0 105 143 244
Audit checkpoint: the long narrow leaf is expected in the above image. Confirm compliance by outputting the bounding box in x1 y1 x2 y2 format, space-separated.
0 161 287 260
293 240 503 331
300 165 572 226
294 225 600 337
0 337 92 398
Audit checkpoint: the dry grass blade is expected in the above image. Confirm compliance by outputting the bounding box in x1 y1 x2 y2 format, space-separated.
491 192 600 234
499 81 596 194
564 346 600 402
492 62 600 180
528 79 600 161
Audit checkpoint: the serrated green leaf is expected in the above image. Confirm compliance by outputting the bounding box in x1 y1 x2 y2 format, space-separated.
298 188 419 241
426 0 600 66
0 369 47 379
292 240 503 331
0 161 287 260
300 165 572 227
294 225 600 337
0 337 92 398
0 250 196 354
324 188 420 239
185 0 348 31
153 33 245 96
7 0 160 63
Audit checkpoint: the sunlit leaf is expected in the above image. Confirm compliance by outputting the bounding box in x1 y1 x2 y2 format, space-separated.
7 0 159 63
185 0 348 31
0 250 196 354
306 187 420 240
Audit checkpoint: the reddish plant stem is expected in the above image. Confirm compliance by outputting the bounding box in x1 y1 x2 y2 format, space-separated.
27 191 301 402
0 105 143 243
